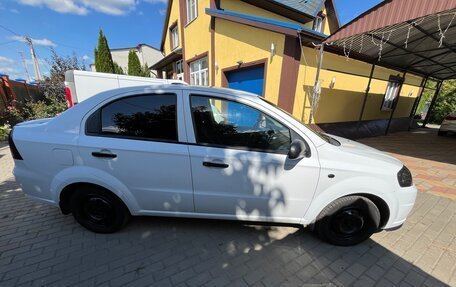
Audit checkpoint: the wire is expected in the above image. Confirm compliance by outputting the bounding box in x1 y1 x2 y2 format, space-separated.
0 23 22 37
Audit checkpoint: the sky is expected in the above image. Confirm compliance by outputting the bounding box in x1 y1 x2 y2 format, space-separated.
0 0 382 81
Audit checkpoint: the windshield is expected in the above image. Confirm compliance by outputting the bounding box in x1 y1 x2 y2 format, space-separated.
259 97 340 146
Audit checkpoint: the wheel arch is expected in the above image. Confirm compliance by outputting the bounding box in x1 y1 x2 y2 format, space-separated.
50 166 140 215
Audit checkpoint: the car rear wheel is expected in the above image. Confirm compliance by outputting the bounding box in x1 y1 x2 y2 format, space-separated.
314 196 380 246
70 186 130 233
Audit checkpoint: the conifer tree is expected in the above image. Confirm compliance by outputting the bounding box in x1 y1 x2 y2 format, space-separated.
94 30 114 73
127 50 142 76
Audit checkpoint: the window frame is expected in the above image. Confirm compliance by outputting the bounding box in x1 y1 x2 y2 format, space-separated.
170 23 179 51
313 16 323 32
186 0 198 24
85 93 180 144
189 94 300 155
381 76 404 112
189 57 209 86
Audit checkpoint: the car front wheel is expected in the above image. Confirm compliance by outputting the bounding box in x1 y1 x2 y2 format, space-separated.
70 186 130 233
314 196 380 246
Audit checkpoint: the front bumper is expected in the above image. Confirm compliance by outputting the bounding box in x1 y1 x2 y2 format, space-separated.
383 185 418 229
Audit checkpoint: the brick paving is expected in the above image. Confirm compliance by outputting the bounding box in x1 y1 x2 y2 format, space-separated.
0 128 455 287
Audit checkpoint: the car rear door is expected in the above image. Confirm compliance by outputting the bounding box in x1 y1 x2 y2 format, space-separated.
183 90 320 223
78 89 194 213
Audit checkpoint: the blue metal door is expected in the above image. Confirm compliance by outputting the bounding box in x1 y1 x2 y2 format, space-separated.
226 65 265 96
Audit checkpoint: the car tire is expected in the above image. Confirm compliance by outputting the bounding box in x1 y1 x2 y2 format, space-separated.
70 186 131 233
438 130 447 136
314 196 380 246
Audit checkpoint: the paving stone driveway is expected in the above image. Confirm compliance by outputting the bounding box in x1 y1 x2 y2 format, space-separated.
0 128 455 287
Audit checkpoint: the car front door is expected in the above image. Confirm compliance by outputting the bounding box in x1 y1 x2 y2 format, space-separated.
184 92 320 223
78 90 194 213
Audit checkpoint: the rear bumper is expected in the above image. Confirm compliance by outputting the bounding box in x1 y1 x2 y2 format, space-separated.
384 185 418 229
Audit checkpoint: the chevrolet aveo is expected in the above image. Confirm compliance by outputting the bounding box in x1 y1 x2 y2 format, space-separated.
10 85 417 246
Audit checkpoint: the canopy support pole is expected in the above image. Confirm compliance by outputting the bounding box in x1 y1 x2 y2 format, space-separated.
385 71 407 136
408 77 427 130
423 81 443 127
308 44 324 124
356 64 375 138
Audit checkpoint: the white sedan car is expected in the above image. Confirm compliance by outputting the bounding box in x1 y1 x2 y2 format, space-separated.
438 113 456 136
9 85 417 246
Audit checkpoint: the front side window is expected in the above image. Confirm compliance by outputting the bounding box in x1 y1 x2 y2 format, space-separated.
191 95 291 153
382 77 403 111
171 25 179 50
187 0 197 23
190 57 208 86
97 94 178 141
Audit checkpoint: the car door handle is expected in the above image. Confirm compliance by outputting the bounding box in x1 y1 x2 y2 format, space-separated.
92 151 117 158
202 161 229 168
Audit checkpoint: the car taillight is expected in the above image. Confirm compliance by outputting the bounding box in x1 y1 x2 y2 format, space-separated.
8 129 23 160
445 115 456 121
65 87 73 108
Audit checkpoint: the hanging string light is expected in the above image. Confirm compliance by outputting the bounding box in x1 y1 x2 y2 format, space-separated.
405 18 424 48
437 12 456 47
370 30 393 61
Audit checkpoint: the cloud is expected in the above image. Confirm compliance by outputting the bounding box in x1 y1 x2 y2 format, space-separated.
17 0 88 15
9 36 57 47
82 55 92 62
159 8 166 15
0 57 20 78
0 56 15 65
16 0 139 16
10 8 20 13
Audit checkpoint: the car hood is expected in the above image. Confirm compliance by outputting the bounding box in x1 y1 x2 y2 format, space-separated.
326 134 403 169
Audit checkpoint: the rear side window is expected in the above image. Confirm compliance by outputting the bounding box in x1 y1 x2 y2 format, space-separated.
87 94 178 142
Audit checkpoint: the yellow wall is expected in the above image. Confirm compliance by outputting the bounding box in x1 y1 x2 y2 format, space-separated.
163 0 182 56
292 47 424 124
183 0 213 81
214 19 286 104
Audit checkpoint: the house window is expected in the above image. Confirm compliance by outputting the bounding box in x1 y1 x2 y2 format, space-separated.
187 0 197 23
171 25 179 50
313 16 323 32
175 60 184 81
381 77 403 111
190 57 208 86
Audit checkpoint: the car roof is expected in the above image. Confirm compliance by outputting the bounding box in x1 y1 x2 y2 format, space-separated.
104 84 260 100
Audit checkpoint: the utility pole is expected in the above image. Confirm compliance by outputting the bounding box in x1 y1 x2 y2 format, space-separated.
25 37 42 81
18 51 31 82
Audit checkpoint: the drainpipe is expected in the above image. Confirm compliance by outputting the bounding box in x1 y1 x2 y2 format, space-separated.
385 71 407 136
308 43 324 124
408 77 427 131
356 64 375 138
423 80 443 127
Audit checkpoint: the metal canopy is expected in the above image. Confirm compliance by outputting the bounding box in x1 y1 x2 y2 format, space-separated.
324 6 456 80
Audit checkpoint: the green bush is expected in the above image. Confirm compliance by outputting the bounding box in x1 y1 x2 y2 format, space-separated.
0 123 10 141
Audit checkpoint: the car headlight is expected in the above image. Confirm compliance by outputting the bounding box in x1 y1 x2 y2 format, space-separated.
397 166 413 187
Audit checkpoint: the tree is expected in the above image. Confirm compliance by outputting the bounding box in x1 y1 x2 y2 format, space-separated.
429 80 456 124
94 29 115 73
141 63 150 77
113 62 124 75
127 50 142 76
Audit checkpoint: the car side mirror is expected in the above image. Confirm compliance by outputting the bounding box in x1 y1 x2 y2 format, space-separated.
288 139 309 160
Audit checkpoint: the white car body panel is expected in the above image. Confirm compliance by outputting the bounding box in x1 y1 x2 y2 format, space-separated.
12 85 417 230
